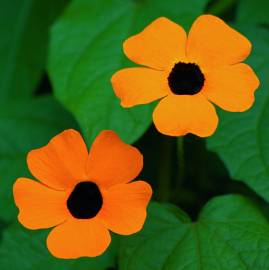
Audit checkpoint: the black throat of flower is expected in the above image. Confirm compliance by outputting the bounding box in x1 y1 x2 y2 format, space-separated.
168 62 205 95
67 181 103 219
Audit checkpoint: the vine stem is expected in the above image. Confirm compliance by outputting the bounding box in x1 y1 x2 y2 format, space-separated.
173 136 185 202
156 136 173 202
156 136 185 203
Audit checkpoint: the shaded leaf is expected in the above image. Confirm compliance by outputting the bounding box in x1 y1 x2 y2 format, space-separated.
0 0 68 101
48 0 209 144
120 195 269 270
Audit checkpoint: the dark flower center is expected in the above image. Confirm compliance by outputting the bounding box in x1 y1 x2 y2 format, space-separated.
67 181 103 219
168 62 205 95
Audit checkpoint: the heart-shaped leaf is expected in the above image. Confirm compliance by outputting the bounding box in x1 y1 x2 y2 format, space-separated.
120 195 269 270
207 26 269 202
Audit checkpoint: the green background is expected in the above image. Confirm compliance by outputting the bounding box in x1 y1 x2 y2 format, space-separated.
1 0 269 269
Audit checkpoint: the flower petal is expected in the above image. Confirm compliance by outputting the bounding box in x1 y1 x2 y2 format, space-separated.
98 181 152 235
27 129 88 190
187 15 251 69
111 67 170 108
13 178 69 229
47 218 111 259
153 94 219 137
124 17 187 70
87 131 143 189
203 63 260 112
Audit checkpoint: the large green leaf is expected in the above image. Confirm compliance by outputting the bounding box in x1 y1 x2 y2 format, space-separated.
237 0 269 25
0 0 68 101
48 0 209 144
0 96 77 222
207 26 269 201
0 222 116 270
120 195 269 270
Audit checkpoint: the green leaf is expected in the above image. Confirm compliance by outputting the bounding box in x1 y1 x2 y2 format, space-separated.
207 26 269 202
120 195 269 270
48 0 209 144
0 222 117 270
0 0 68 102
237 0 269 25
0 96 77 222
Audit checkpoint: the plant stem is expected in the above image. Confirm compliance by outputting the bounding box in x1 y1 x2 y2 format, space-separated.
156 136 173 202
173 137 185 202
177 137 185 183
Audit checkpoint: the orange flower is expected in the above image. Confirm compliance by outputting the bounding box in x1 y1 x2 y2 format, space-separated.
111 15 260 137
13 129 152 259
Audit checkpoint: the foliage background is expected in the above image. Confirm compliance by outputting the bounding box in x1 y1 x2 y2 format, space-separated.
0 0 269 269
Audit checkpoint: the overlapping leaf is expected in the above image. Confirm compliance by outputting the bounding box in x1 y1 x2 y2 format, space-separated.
0 0 68 101
120 195 269 270
207 26 269 201
48 0 210 144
